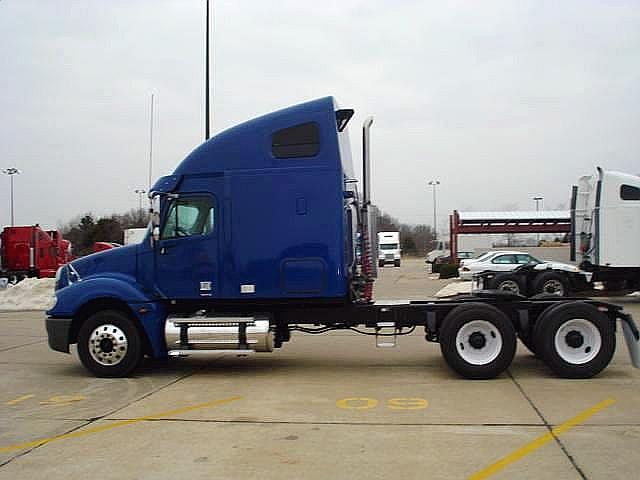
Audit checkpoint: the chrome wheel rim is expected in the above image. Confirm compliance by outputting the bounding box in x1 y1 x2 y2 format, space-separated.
542 279 565 296
455 320 503 365
497 280 520 294
554 318 601 364
89 324 128 366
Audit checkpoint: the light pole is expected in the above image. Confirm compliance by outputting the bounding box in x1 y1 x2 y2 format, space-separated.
134 189 147 219
533 196 543 244
533 196 543 211
428 180 440 241
2 168 21 226
205 0 212 140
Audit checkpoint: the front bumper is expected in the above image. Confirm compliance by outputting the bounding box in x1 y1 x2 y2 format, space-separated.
459 270 473 281
45 317 73 353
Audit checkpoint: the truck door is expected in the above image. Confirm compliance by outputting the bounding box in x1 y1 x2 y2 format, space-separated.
155 193 219 299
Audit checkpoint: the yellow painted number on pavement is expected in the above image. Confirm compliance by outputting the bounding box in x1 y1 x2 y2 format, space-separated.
388 397 428 410
336 397 378 410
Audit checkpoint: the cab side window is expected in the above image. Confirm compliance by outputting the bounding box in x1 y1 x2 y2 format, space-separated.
161 197 214 240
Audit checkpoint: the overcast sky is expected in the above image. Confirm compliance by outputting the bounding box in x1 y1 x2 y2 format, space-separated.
1 0 639 232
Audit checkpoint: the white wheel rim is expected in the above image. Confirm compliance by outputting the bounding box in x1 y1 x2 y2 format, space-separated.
498 280 520 294
455 320 503 365
554 318 601 364
543 280 564 295
89 324 128 366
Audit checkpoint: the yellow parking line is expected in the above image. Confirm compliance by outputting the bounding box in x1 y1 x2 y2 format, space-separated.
0 395 242 453
468 398 615 480
6 394 35 406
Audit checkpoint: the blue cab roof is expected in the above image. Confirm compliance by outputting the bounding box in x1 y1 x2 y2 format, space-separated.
172 96 341 177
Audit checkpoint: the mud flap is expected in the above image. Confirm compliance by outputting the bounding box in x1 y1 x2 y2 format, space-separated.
621 319 640 369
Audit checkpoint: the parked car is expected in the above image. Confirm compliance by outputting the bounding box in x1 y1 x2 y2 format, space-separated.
459 251 540 280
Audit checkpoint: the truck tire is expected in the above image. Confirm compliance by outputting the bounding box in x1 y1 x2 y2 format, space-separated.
535 302 615 379
379 260 384 268
77 310 143 378
439 303 517 379
394 259 401 267
533 272 569 297
488 273 525 296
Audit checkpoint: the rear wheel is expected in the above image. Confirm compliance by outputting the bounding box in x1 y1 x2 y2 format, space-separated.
535 302 615 378
77 310 143 378
439 303 517 379
489 273 525 295
533 272 569 297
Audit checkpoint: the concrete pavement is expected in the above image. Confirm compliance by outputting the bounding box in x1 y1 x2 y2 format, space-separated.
0 258 638 479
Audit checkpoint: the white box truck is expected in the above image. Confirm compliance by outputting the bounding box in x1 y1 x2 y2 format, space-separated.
378 231 401 267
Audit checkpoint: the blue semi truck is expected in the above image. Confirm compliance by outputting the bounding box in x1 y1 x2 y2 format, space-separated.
46 97 640 379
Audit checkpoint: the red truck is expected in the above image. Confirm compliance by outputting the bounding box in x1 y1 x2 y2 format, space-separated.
0 225 73 283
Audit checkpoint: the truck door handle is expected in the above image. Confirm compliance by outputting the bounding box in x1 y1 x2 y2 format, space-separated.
160 242 177 255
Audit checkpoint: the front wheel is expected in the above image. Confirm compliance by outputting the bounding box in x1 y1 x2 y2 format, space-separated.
394 259 401 267
535 302 615 378
439 303 517 379
77 310 143 377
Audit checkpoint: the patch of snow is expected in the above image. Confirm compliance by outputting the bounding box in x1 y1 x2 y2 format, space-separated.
0 277 56 311
435 281 472 298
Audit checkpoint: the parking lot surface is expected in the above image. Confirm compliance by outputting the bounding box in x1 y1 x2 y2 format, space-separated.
1 258 639 479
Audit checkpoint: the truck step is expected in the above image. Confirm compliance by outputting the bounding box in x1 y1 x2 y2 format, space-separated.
167 349 256 358
376 322 397 348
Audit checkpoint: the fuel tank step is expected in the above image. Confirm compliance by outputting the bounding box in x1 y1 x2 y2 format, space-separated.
167 349 255 358
165 314 273 352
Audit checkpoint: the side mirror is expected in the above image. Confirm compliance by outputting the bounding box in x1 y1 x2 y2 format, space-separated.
152 226 160 243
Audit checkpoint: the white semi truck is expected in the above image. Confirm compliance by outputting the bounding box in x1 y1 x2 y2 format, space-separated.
378 231 401 267
477 168 640 296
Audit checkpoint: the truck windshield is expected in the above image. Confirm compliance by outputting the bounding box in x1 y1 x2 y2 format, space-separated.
380 243 399 250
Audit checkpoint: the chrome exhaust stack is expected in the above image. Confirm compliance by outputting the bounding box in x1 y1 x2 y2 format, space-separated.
165 314 273 357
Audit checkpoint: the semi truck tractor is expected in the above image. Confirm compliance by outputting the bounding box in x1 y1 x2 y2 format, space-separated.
378 231 401 267
45 97 640 380
1 225 72 283
476 169 640 297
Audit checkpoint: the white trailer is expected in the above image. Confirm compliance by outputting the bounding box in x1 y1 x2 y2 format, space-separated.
378 231 401 267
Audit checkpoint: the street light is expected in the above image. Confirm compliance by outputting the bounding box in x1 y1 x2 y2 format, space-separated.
533 196 543 244
134 189 147 218
2 168 21 226
533 196 543 211
428 180 440 241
